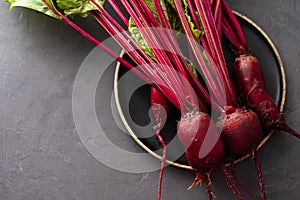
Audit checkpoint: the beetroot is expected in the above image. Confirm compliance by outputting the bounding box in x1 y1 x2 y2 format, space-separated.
233 55 300 139
151 86 173 119
177 112 225 172
150 86 175 200
177 111 244 200
220 106 263 155
220 0 300 139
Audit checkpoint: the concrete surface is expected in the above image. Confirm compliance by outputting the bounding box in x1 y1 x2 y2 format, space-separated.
0 0 299 199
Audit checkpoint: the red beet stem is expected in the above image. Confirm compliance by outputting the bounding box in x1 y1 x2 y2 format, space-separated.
131 0 212 111
42 3 128 73
41 0 159 85
92 1 216 113
137 0 200 108
107 0 129 27
137 0 224 112
124 0 211 112
222 0 247 48
222 15 241 50
194 0 238 107
91 12 183 109
185 0 210 53
43 0 187 112
152 0 170 28
220 0 250 55
122 0 186 102
94 1 201 112
132 0 223 112
173 0 227 107
213 0 223 39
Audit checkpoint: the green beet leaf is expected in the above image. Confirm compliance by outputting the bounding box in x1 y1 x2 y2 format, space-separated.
56 0 105 17
4 0 59 19
4 0 106 19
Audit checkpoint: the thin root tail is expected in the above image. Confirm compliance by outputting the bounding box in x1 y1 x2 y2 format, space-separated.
252 149 267 200
220 165 245 200
230 162 261 199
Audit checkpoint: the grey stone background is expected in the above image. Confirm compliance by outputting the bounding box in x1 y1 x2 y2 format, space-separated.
0 0 299 199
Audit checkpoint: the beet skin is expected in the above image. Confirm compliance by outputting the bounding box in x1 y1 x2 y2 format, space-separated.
233 55 300 138
220 107 263 155
177 112 225 173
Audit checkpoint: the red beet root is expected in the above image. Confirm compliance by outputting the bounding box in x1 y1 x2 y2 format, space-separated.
233 55 300 139
177 112 225 173
151 86 172 119
177 112 246 199
220 106 263 155
150 86 174 200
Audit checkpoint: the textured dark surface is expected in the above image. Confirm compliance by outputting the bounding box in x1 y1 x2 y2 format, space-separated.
0 0 299 200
